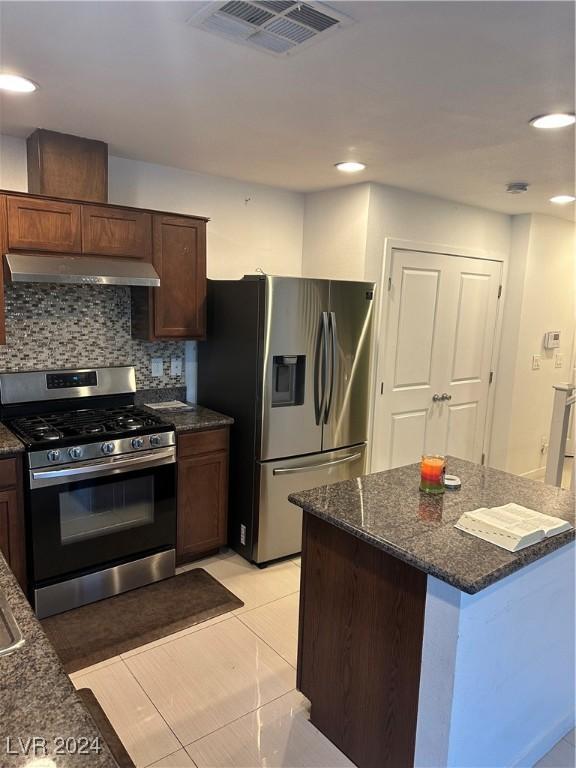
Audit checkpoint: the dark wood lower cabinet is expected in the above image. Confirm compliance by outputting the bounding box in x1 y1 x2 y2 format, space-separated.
0 456 26 591
298 512 427 768
176 428 229 563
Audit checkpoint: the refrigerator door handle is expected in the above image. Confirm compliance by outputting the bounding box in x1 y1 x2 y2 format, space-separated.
272 451 362 475
314 312 329 425
324 311 338 424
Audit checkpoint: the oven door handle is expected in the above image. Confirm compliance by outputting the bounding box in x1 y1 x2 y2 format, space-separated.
29 447 176 489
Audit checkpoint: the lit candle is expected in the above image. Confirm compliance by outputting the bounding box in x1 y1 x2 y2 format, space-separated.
420 455 446 495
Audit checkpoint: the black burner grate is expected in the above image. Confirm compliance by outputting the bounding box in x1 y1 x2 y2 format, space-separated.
7 406 169 446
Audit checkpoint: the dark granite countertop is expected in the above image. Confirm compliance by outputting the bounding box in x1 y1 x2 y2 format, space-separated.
289 457 575 594
0 422 24 456
0 554 118 767
135 388 233 432
141 403 234 433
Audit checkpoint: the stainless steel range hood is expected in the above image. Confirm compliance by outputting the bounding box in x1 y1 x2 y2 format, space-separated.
4 253 160 287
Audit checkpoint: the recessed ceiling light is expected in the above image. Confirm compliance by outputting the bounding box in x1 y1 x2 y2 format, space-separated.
335 161 366 173
529 113 575 129
0 73 38 93
550 195 576 205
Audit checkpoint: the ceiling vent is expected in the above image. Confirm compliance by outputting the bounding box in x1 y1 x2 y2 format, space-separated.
187 1 354 56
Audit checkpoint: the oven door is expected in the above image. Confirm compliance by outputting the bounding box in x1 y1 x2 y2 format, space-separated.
27 448 176 584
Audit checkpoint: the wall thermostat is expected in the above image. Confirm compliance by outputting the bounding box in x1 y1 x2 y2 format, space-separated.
544 331 561 349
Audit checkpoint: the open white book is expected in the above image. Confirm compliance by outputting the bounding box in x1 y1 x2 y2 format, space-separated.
455 503 573 552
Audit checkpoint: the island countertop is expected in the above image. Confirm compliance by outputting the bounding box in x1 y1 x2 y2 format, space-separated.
288 456 575 593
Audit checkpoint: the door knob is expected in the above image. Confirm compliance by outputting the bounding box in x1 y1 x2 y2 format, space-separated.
441 393 452 401
432 394 442 402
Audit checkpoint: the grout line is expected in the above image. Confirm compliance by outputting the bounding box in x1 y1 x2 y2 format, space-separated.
71 658 183 766
146 746 199 768
69 656 123 682
182 687 297 750
236 611 297 670
121 658 186 752
232 589 300 617
119 613 236 661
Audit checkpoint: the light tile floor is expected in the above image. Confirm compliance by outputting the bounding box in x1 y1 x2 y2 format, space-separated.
70 550 575 768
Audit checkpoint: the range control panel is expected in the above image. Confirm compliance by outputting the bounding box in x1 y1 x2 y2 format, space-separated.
46 371 98 390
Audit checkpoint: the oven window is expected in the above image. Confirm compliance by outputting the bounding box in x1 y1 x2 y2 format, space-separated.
59 475 155 545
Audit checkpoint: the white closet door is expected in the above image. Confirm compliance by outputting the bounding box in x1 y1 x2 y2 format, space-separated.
373 249 502 470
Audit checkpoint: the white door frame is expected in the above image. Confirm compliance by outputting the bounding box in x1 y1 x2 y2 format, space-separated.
369 237 507 472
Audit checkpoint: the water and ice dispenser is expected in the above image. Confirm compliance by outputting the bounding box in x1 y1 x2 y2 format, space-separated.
272 355 305 407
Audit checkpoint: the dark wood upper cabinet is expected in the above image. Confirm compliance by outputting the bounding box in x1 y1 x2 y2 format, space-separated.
177 429 229 562
6 195 82 253
27 130 108 203
82 205 152 259
153 215 207 338
132 214 207 340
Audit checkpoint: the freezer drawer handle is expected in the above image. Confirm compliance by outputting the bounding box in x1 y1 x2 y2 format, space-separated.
272 452 362 476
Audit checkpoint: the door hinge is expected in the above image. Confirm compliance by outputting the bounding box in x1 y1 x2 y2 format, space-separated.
380 382 384 395
481 453 486 465
498 285 502 299
388 276 392 291
489 371 494 384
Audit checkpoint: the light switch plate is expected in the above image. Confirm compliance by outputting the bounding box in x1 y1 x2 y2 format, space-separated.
554 352 564 369
532 355 542 370
171 357 183 377
151 358 164 377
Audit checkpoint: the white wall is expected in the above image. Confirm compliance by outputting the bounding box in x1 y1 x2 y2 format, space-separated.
0 135 305 279
302 184 370 279
0 135 27 191
500 214 575 477
301 182 511 281
364 183 511 281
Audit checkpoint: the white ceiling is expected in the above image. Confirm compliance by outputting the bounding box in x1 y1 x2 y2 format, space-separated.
0 1 574 218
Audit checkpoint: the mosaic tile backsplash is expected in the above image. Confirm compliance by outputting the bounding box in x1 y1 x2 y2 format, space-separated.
0 283 186 389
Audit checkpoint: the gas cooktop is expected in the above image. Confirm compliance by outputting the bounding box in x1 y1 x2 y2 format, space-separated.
6 405 171 449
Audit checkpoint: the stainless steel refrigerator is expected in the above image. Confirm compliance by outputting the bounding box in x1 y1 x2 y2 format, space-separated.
198 275 375 564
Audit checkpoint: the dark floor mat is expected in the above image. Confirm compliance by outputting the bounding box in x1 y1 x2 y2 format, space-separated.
42 568 243 673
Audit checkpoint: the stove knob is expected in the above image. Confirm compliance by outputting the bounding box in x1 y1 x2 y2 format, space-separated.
132 437 144 449
47 449 61 463
101 441 115 455
68 446 83 460
149 434 161 447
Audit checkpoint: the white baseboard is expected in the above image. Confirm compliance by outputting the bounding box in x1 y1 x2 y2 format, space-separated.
520 466 546 481
511 712 575 768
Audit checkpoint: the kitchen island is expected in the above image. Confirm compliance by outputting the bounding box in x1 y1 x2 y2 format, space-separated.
289 457 575 768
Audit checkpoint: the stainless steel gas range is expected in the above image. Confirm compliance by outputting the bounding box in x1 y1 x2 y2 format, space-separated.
0 366 176 618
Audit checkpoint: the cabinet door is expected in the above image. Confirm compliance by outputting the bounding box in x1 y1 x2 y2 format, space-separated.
177 450 228 560
82 205 152 259
7 195 82 252
0 489 17 567
153 215 206 338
